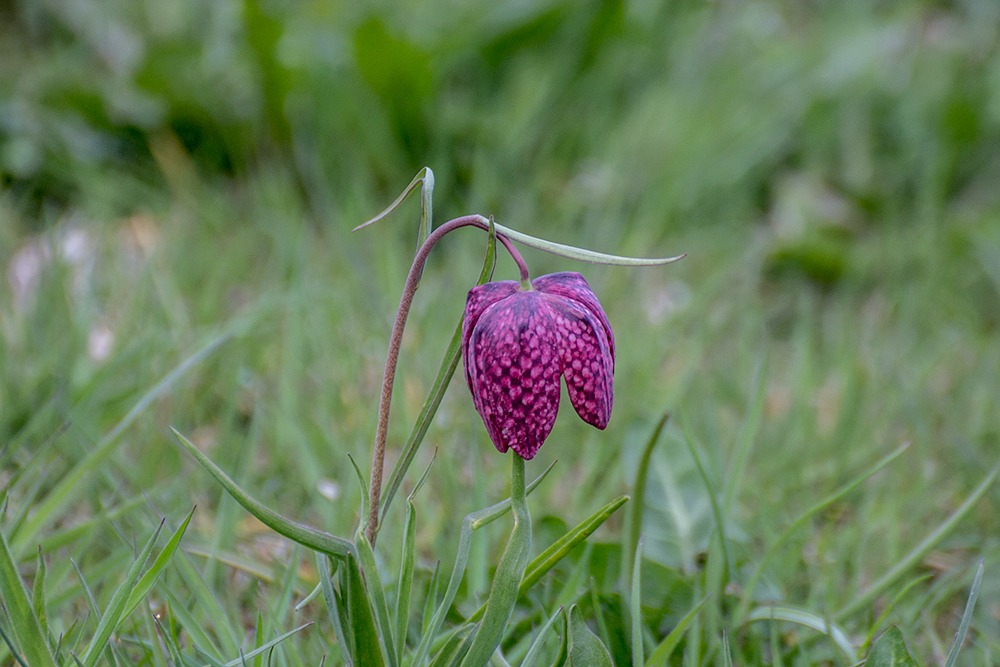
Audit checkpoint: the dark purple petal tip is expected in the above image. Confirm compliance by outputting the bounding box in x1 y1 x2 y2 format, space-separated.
462 272 615 459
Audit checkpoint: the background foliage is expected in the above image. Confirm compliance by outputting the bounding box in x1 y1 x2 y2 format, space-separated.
2 0 1000 664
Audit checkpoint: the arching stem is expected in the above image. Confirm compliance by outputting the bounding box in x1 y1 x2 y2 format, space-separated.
367 215 530 545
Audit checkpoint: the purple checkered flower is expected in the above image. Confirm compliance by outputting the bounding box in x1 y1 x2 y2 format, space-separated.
462 272 615 460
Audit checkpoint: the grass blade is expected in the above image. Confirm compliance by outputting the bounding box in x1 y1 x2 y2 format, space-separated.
122 506 195 619
943 559 984 667
682 427 734 583
11 333 230 556
345 552 386 666
81 519 165 667
521 609 563 667
836 458 1000 620
0 526 58 667
745 606 854 660
631 537 644 667
317 553 352 665
397 449 437 658
644 595 711 666
625 412 669 585
172 427 356 560
736 442 911 624
221 623 312 667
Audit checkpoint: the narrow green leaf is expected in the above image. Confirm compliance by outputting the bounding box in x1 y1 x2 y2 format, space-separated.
171 427 355 560
167 545 240 656
723 353 767 515
722 630 735 667
152 613 184 667
631 538 644 667
317 553 352 666
837 458 1000 620
353 167 434 243
943 560 984 667
412 463 552 667
683 428 734 583
0 623 28 667
422 560 441 640
568 605 614 667
737 442 911 623
253 610 264 667
550 613 569 667
745 606 854 660
161 589 226 663
865 627 918 667
589 579 613 658
12 333 230 555
122 506 196 619
356 530 398 667
0 527 57 667
859 575 932 654
646 595 711 667
521 609 563 667
625 413 669 586
491 222 685 267
33 547 50 647
380 222 498 522
345 552 386 666
81 519 165 667
459 454 532 667
397 450 437 658
466 495 629 627
221 624 312 667
430 625 475 667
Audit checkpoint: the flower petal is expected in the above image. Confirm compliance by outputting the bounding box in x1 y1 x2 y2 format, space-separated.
462 280 520 394
533 272 615 366
543 294 614 429
467 291 563 459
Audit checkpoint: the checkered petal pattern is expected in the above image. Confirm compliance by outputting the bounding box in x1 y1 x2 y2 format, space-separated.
462 272 615 459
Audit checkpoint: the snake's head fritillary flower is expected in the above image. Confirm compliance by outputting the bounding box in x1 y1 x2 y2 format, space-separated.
462 272 615 460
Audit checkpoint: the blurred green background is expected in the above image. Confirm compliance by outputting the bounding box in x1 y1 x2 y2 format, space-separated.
2 0 1000 663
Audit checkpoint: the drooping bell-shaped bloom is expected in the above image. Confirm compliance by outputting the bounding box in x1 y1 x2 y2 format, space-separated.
462 272 615 460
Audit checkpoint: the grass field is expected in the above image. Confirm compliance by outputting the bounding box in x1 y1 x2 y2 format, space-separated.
2 0 1000 665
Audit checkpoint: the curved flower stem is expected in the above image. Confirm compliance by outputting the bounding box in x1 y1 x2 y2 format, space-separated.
367 215 530 546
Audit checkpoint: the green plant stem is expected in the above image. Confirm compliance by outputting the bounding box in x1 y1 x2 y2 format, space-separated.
366 215 529 546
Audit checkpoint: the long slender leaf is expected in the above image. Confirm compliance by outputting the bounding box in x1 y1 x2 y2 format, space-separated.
836 458 1000 620
172 427 356 560
943 560 984 667
12 333 230 556
397 450 437 658
317 554 352 666
122 506 195 618
491 222 685 266
745 606 854 660
459 454 532 667
644 595 711 667
161 589 226 663
0 526 58 667
345 552 386 666
682 427 734 583
33 547 50 647
859 575 932 654
221 624 312 667
631 538 644 667
625 413 669 586
521 609 564 667
81 519 165 667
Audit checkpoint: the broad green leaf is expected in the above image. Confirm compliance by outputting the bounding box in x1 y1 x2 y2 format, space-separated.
746 606 854 660
943 560 983 667
81 519 165 667
345 552 386 666
865 627 918 667
837 458 1000 620
568 605 613 667
644 595 711 666
172 427 355 560
12 333 230 556
122 506 195 619
459 454 532 667
0 527 57 667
